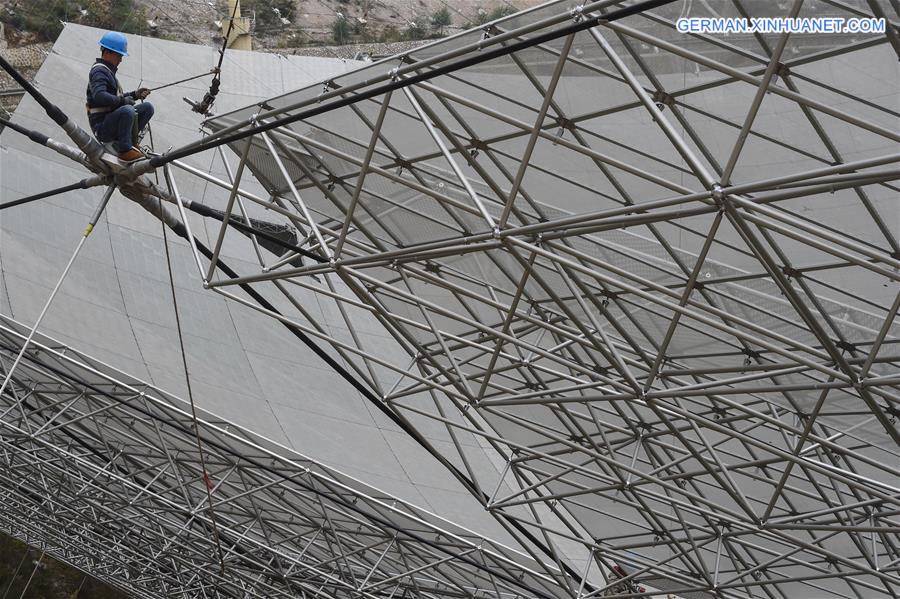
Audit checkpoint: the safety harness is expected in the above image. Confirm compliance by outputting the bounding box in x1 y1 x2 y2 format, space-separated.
84 62 123 119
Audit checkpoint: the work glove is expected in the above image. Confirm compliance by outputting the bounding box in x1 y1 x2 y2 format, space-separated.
135 87 151 100
120 95 136 106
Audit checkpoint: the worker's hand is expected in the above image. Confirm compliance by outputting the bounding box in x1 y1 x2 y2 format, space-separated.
120 95 136 106
136 87 151 100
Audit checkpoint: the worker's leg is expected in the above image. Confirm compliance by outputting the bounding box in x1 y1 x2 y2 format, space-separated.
95 105 137 153
132 102 154 147
135 102 154 131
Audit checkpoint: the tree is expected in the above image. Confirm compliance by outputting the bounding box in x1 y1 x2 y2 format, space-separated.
83 0 148 34
331 16 351 45
474 5 516 26
403 19 427 41
1 1 72 41
379 25 400 42
242 0 295 30
431 7 451 36
0 0 146 42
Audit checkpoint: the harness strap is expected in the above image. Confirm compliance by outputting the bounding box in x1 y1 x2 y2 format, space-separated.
90 61 122 90
85 62 124 119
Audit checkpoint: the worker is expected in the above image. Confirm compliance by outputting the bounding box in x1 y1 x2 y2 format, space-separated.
85 31 153 163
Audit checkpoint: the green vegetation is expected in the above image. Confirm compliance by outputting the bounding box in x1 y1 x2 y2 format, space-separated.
331 15 351 44
1 0 146 42
431 7 451 36
473 5 516 26
403 18 427 41
379 24 400 43
242 0 295 30
0 534 126 598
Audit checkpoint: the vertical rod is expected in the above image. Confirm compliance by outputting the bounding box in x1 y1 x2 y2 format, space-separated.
402 86 496 229
163 165 207 282
15 550 43 599
720 0 804 185
335 90 393 259
217 144 265 265
259 131 333 259
498 33 575 227
0 184 116 399
205 136 254 281
0 546 30 599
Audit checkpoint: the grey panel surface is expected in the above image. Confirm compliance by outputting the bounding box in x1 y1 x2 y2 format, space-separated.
0 23 523 553
196 2 900 597
2 2 899 597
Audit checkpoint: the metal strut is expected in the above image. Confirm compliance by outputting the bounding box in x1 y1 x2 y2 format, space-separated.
0 184 116 399
0 175 110 212
0 55 105 163
191 1 241 115
158 198 228 576
150 0 678 170
148 68 218 93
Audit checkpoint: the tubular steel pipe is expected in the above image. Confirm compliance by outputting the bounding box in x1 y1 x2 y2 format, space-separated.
0 184 117 400
186 200 323 262
134 0 678 174
0 116 91 167
0 175 110 212
0 56 104 162
151 213 592 597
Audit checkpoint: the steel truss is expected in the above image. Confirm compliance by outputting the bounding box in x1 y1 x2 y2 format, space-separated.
157 1 896 597
0 0 898 597
0 317 564 599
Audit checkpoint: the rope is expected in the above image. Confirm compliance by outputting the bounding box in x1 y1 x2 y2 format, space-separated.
0 546 29 599
138 63 226 569
0 178 103 212
148 69 219 92
139 51 225 568
192 0 241 115
150 0 678 167
15 550 43 599
159 176 227 577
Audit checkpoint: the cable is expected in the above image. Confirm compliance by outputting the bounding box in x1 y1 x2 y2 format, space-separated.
160 211 597 595
185 201 319 262
0 545 30 599
0 184 116 408
0 114 47 141
158 194 228 577
191 0 241 115
217 0 242 73
148 0 678 169
144 111 226 575
0 177 108 211
0 53 67 126
147 68 218 92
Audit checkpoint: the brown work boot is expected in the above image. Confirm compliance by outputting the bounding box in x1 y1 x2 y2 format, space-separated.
118 147 146 163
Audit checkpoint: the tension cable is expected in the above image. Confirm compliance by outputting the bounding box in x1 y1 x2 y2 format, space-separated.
146 68 219 93
158 182 228 576
190 0 240 116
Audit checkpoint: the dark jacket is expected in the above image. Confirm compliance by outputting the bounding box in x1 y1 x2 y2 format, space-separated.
85 58 138 131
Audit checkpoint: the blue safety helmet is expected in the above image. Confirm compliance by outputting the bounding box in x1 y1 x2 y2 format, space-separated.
98 31 128 57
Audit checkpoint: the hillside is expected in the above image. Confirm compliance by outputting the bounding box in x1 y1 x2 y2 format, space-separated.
1 0 541 51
